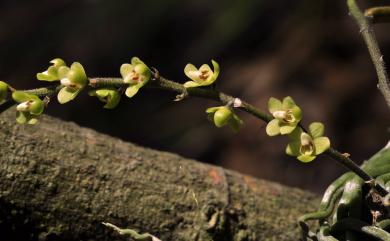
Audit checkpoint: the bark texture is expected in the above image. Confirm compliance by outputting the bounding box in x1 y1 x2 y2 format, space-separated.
0 110 319 241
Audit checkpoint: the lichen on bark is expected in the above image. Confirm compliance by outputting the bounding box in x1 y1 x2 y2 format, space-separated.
0 110 319 240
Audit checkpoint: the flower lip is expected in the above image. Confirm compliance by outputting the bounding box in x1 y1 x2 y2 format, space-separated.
16 100 33 112
124 70 140 84
300 132 315 155
272 110 295 123
61 78 81 89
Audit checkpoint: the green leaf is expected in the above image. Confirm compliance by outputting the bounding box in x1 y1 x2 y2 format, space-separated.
314 137 330 155
266 119 280 136
125 85 140 98
57 87 82 104
282 96 296 109
286 141 300 156
0 81 8 102
309 122 325 138
213 107 232 127
268 97 282 113
279 123 296 135
297 155 316 163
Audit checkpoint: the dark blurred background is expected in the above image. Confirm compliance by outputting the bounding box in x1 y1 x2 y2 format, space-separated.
1 0 389 193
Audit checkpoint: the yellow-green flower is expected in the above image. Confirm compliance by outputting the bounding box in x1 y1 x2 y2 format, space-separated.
184 60 220 88
12 91 44 125
206 106 243 131
266 96 302 136
0 81 8 102
89 88 121 109
286 122 330 162
37 59 88 104
57 62 88 104
120 57 151 98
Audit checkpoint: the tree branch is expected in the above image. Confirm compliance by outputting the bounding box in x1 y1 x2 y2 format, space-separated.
347 0 390 109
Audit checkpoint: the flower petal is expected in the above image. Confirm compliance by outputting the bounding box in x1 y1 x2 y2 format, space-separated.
291 106 302 122
57 66 70 79
279 123 296 135
120 64 134 78
206 107 220 113
104 92 120 109
183 81 201 88
12 92 34 103
268 97 282 113
50 58 66 67
57 87 82 104
266 119 281 136
282 96 296 109
314 137 330 155
90 89 121 109
37 71 58 81
131 57 144 65
27 117 38 125
184 64 202 83
68 62 87 86
297 154 316 163
134 64 151 84
125 85 140 98
16 111 28 124
286 140 300 156
29 99 44 115
201 60 220 86
213 107 232 127
0 81 8 102
37 58 66 81
229 114 243 132
309 122 325 138
199 64 212 73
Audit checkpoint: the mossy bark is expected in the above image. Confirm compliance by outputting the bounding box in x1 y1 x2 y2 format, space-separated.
0 110 319 241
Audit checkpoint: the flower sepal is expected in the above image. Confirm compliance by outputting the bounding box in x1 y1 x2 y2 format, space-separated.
37 58 67 81
206 106 243 131
89 88 121 109
0 81 8 102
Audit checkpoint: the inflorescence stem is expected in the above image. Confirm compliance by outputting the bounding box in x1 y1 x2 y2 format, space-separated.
1 76 385 195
